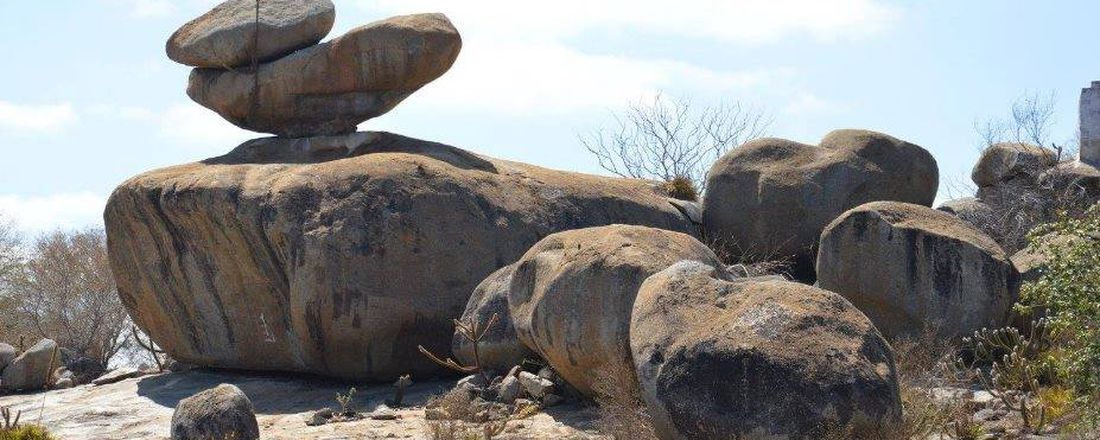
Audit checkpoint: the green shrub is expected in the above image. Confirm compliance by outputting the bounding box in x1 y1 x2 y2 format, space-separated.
1017 206 1100 394
0 425 57 440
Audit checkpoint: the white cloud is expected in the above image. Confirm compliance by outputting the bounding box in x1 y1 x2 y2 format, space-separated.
348 0 897 116
158 103 254 153
108 0 174 18
402 40 791 114
0 101 78 133
0 193 107 234
783 94 836 115
360 0 900 44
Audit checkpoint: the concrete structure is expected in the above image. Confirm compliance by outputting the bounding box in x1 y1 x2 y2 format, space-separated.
1079 81 1100 167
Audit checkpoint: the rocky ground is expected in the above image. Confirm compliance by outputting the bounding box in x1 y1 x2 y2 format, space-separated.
0 370 602 440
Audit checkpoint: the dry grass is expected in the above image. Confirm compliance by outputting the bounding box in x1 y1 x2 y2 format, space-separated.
590 363 658 440
426 387 475 422
424 420 506 440
0 426 57 440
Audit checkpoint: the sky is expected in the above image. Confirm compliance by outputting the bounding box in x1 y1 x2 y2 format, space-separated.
1 0 1098 234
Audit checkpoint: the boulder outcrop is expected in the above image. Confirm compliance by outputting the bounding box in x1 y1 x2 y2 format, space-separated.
188 13 462 137
171 384 259 440
703 129 938 280
104 133 696 380
1 339 58 392
166 0 336 69
507 225 723 395
452 263 535 372
816 201 1018 340
971 143 1056 188
0 343 15 373
631 261 901 440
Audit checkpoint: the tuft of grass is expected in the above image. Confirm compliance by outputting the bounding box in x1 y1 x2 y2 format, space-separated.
0 425 57 440
661 176 698 202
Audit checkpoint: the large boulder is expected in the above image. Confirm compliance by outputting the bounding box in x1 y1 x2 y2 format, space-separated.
507 225 723 396
104 132 696 381
703 129 938 280
971 143 1056 188
817 201 1019 340
452 264 535 372
1 339 58 392
631 261 901 440
167 0 336 68
171 384 260 440
0 343 15 373
188 13 462 137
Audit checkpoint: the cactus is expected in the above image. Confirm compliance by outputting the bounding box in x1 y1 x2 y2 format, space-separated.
418 313 499 381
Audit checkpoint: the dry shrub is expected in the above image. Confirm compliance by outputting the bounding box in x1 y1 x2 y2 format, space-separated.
660 176 699 202
705 236 792 278
427 387 475 422
0 425 57 440
424 420 506 440
590 363 658 440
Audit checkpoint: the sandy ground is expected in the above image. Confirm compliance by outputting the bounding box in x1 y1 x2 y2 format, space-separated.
0 370 603 440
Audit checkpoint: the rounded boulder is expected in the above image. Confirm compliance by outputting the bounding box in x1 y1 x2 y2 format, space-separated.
816 201 1019 340
167 0 336 68
703 129 938 280
452 263 536 372
631 261 901 440
171 384 260 440
508 225 723 396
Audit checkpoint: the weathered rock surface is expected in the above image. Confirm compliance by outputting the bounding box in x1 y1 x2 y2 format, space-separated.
188 13 462 137
452 264 535 371
507 225 723 395
972 143 1056 188
817 201 1018 340
0 343 15 373
171 384 260 440
703 129 938 280
1 339 57 392
631 261 901 440
92 367 147 386
105 132 696 381
167 0 336 68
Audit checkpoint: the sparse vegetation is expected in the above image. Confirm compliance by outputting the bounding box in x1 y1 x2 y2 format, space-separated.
335 387 357 417
580 93 770 193
419 313 499 381
590 363 658 440
0 407 53 440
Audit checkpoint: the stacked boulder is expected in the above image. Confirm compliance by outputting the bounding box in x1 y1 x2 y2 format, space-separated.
106 0 703 381
168 0 462 137
703 129 939 281
939 143 1100 253
455 225 902 439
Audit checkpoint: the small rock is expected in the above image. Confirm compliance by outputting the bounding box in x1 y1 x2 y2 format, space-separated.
368 405 398 421
458 374 488 389
54 377 74 389
972 390 996 405
517 372 554 398
930 387 972 402
92 367 146 386
171 384 260 440
0 343 16 372
306 408 333 426
167 360 196 373
496 375 522 404
537 366 557 382
541 394 564 407
974 408 1007 422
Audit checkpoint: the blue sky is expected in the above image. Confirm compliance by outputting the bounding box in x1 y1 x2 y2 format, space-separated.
1 0 1097 234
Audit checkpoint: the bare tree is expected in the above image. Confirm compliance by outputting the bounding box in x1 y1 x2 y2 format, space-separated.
0 213 24 342
580 93 770 197
7 229 129 374
974 90 1071 159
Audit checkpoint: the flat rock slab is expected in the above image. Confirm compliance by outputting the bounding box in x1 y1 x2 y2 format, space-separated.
0 370 602 440
188 13 462 137
92 368 147 386
167 0 335 68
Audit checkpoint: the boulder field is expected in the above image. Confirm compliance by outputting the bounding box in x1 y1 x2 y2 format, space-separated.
104 133 697 381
